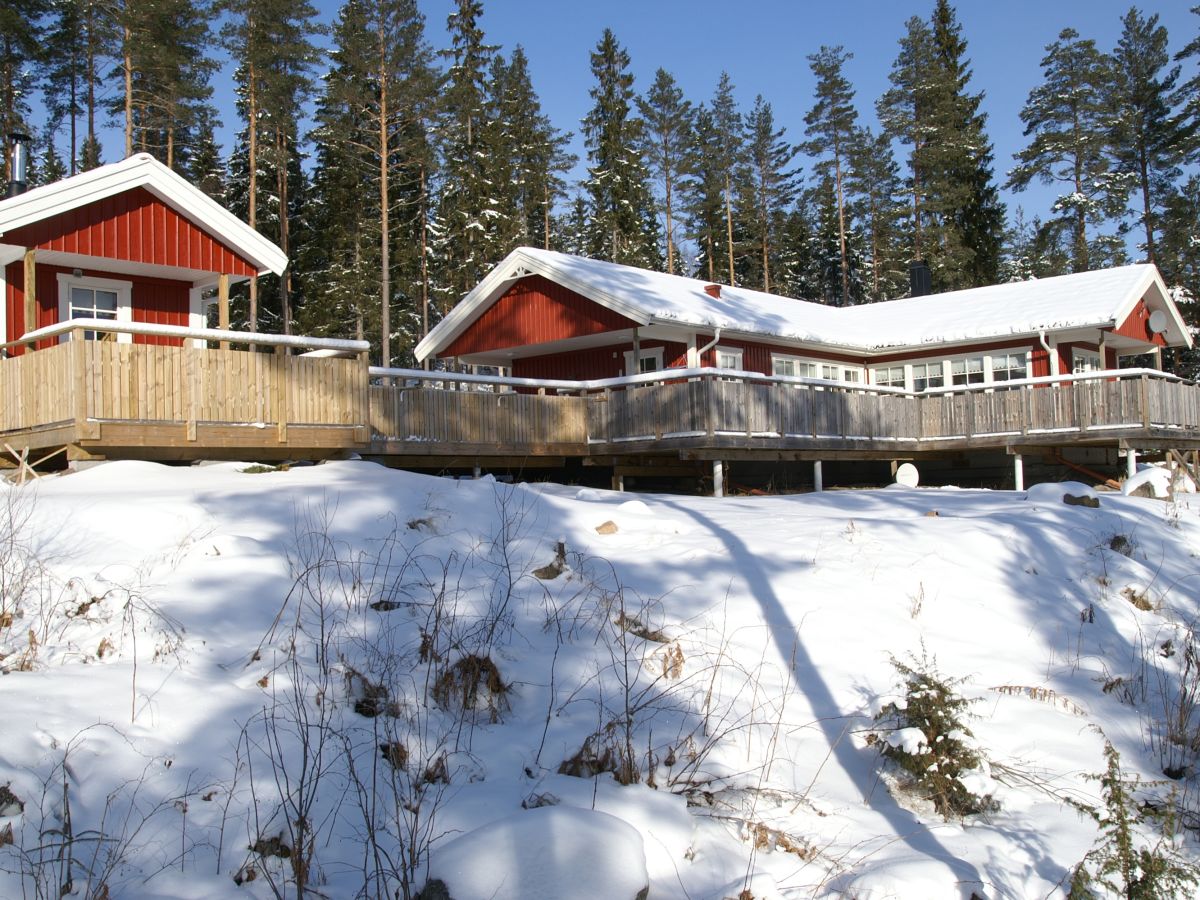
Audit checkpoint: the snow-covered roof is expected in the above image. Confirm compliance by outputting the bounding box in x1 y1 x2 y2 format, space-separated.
416 247 1189 361
0 153 287 276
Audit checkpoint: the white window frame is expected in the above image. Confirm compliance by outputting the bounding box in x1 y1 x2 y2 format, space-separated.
989 350 1030 383
57 273 133 343
872 365 907 389
1073 349 1103 374
771 353 815 378
911 361 946 392
623 345 664 376
714 345 743 371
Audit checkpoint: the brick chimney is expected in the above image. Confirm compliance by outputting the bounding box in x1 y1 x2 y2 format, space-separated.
704 284 722 299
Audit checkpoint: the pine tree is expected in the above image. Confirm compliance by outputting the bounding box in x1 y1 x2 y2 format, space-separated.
638 68 694 274
580 29 660 268
44 0 84 173
1175 6 1199 164
1009 28 1116 273
114 0 216 170
34 125 68 186
488 46 574 253
736 95 798 293
0 0 49 178
846 126 909 301
1107 7 1187 262
804 45 858 305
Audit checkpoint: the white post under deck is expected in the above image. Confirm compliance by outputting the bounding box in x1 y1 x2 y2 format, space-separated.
813 460 824 493
1126 448 1138 481
1013 453 1024 492
712 460 724 498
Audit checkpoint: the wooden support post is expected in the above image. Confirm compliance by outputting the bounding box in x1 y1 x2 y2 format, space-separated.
275 343 288 442
1126 447 1138 481
218 273 230 351
813 459 824 493
22 249 36 342
1013 453 1024 492
612 472 625 492
71 329 87 428
712 459 724 498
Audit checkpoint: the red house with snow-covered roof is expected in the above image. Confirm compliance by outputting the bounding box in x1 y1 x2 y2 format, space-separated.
0 151 287 355
415 247 1191 390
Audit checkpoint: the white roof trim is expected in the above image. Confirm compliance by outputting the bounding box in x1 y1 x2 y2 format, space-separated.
0 154 287 277
415 247 651 361
1109 265 1192 349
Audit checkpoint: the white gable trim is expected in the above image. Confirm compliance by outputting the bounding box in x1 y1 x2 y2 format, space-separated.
0 154 287 277
1108 265 1192 349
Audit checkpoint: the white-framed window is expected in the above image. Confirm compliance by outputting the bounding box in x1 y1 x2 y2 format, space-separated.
990 352 1029 382
623 346 664 376
771 354 816 378
715 346 743 371
873 365 906 388
912 362 945 391
57 273 133 342
1073 349 1103 374
951 356 985 386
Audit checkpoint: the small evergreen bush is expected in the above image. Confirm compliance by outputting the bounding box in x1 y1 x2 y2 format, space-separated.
1068 741 1198 899
873 648 996 818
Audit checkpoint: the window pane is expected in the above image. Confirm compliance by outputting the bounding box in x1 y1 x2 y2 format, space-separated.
94 290 118 312
773 358 795 376
638 356 659 374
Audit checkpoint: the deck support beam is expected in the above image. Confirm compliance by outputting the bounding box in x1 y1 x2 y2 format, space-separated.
1013 453 1024 492
22 249 35 340
813 459 824 492
712 459 724 498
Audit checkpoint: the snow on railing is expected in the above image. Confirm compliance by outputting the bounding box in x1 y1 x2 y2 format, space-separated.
369 364 1186 397
11 318 371 355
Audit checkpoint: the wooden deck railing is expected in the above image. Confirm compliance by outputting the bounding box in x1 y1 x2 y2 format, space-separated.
368 366 1200 451
0 321 371 448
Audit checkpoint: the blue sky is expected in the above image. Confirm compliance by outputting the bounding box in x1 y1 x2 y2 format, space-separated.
66 2 1200 240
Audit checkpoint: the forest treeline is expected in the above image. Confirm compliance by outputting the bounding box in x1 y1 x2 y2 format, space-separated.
3 0 1198 367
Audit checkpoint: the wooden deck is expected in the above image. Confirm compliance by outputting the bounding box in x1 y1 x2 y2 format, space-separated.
2 322 1200 473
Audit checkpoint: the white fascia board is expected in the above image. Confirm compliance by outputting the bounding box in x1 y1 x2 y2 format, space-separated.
415 247 653 362
0 155 288 277
1110 265 1193 349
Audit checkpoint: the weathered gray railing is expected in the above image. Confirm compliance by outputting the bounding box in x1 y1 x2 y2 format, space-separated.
368 366 1200 452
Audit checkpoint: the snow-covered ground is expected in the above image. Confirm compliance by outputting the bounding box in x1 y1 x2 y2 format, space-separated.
1 460 1199 899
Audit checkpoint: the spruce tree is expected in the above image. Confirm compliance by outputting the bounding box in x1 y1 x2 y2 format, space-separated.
736 95 798 293
434 0 502 305
304 0 435 365
1009 28 1118 273
1175 6 1199 164
804 45 858 305
580 29 660 268
1107 7 1187 262
710 72 742 284
846 126 909 301
638 68 694 274
488 47 574 253
685 104 729 282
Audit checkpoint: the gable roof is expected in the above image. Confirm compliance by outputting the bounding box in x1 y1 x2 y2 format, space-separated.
416 247 1190 361
0 153 287 276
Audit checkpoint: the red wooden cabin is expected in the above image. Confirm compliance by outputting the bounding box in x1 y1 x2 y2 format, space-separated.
416 248 1191 389
0 153 287 355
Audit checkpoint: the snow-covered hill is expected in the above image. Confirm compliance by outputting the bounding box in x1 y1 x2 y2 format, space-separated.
1 460 1198 899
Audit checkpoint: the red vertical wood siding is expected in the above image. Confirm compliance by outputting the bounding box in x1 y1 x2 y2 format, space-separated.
1111 298 1167 346
3 187 257 276
5 263 190 351
514 341 687 380
442 275 639 357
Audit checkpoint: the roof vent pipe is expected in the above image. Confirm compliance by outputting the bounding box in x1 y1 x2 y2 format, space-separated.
909 260 931 298
7 133 30 198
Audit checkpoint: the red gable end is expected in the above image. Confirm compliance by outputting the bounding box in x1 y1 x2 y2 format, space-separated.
443 274 638 357
3 187 257 277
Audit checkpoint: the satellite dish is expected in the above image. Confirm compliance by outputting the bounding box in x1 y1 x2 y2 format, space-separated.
895 462 920 488
1148 309 1169 334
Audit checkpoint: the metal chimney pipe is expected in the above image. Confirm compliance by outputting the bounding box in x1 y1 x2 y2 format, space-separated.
909 260 932 298
7 133 31 198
